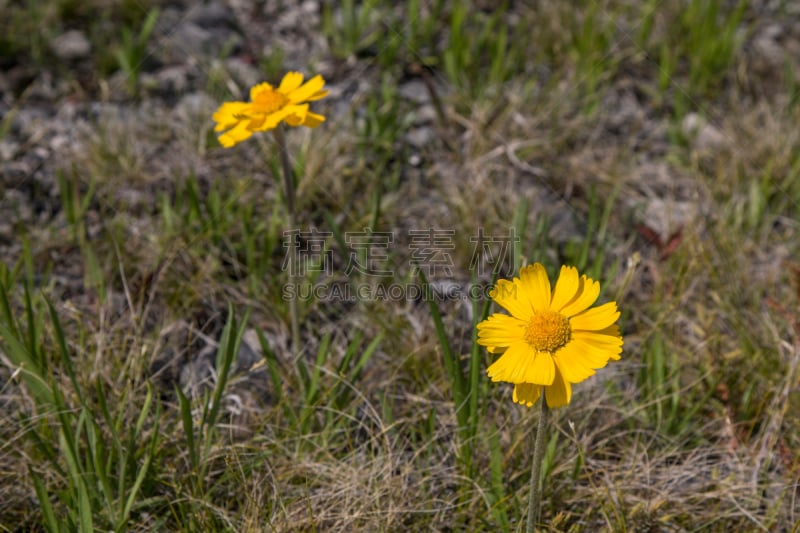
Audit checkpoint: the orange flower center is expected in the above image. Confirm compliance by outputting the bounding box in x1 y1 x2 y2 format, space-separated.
525 311 571 352
252 86 289 114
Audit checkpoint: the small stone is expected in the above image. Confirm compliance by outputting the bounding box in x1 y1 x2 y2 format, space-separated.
681 113 726 152
155 65 190 94
186 1 236 28
642 198 696 243
50 30 91 60
175 91 216 121
224 57 262 89
236 329 263 372
50 134 70 152
398 80 429 104
0 140 19 161
405 126 436 148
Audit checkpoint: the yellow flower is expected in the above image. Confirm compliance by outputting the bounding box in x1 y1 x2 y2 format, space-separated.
477 263 622 408
212 72 329 148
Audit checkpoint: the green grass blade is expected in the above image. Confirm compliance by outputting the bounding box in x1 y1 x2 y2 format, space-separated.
176 385 198 473
256 328 285 405
205 306 248 432
0 320 54 407
30 468 61 533
417 268 466 429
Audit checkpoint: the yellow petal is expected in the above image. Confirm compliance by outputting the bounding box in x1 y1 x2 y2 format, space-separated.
513 383 542 407
544 368 571 407
288 74 326 104
487 341 555 384
246 116 266 130
212 102 250 131
477 314 527 350
300 111 326 127
304 89 329 102
599 324 622 338
550 265 580 312
559 336 617 370
525 350 556 385
278 72 304 93
254 104 308 131
487 341 531 383
569 301 620 331
553 348 595 383
559 275 600 318
284 113 304 126
490 278 533 321
217 121 255 147
520 263 551 312
250 82 275 101
571 330 623 360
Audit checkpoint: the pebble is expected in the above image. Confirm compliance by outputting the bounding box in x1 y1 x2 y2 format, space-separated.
681 113 726 152
50 30 91 60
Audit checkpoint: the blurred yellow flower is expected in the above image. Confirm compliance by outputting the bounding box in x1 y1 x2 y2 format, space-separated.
477 263 622 408
212 72 329 148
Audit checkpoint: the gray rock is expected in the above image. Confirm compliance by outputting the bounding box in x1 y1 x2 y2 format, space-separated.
0 141 19 161
236 329 263 372
642 198 696 243
175 91 216 122
224 57 262 89
171 22 213 59
752 24 785 70
405 126 436 148
398 80 430 104
154 65 190 93
681 113 726 152
50 30 91 60
186 1 237 28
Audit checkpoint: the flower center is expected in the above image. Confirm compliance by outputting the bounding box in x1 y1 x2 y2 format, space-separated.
252 87 289 114
525 311 571 352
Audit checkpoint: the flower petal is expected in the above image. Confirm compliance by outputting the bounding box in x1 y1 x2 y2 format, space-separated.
487 341 554 385
287 74 326 104
253 104 308 132
300 111 326 127
526 350 556 385
559 275 600 318
513 383 542 407
217 121 255 147
490 279 532 321
487 341 531 383
250 82 275 102
477 314 527 350
550 265 580 312
553 347 595 383
571 330 623 361
278 72 304 93
284 113 304 126
570 301 620 331
559 335 619 370
520 263 551 312
212 102 250 132
304 89 329 102
544 368 571 407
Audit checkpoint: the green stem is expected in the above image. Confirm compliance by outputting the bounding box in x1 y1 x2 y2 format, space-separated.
273 126 300 355
527 399 550 533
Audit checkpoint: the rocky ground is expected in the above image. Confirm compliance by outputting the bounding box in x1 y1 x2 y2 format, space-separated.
2 0 800 530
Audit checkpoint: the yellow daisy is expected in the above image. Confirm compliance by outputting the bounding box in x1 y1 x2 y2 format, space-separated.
477 263 623 408
212 72 329 148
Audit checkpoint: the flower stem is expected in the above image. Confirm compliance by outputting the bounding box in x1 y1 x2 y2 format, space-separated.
527 399 550 533
273 126 300 355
